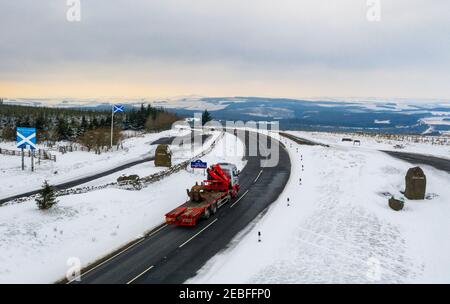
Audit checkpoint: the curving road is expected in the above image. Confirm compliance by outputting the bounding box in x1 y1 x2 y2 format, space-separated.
150 132 210 145
280 132 450 173
0 156 154 205
68 131 291 284
383 150 450 173
0 134 213 205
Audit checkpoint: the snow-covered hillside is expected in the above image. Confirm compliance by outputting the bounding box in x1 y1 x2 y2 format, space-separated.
190 132 450 283
0 128 192 200
0 132 246 283
288 131 450 159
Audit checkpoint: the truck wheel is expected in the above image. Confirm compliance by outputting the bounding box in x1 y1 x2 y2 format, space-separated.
211 203 217 214
203 208 211 219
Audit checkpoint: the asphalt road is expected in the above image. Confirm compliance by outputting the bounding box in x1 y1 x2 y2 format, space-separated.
70 131 291 284
151 133 210 145
279 132 329 147
280 132 450 173
383 150 450 173
0 156 155 205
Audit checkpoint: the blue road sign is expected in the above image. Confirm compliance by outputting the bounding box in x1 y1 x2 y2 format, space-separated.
191 159 207 169
16 127 37 150
113 104 124 113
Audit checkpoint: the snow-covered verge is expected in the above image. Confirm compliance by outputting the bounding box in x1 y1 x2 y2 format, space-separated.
0 129 192 200
286 131 450 159
189 135 450 283
0 132 246 283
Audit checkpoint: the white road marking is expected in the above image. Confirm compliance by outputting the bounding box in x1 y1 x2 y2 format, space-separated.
254 170 263 183
126 265 155 284
66 224 168 284
179 218 218 248
230 190 249 208
66 238 145 284
146 224 168 238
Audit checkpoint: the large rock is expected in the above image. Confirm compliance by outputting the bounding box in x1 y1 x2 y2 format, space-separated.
404 167 426 200
117 174 140 184
154 144 172 167
389 197 404 211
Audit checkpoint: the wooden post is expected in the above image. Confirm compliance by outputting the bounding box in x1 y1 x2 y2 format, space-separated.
21 148 25 170
31 150 34 172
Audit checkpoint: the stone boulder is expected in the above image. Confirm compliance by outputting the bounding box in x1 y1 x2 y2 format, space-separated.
404 167 426 200
117 174 140 184
154 144 172 167
389 197 404 211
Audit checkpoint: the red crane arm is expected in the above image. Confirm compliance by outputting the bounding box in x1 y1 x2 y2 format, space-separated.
203 164 230 191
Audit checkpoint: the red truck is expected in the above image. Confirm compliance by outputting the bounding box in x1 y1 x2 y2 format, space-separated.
165 163 240 226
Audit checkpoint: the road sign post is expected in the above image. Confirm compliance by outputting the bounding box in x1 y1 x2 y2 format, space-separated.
21 148 24 170
17 127 37 171
190 159 207 175
31 150 34 172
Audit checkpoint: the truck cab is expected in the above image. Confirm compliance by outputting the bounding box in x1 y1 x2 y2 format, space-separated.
216 162 239 187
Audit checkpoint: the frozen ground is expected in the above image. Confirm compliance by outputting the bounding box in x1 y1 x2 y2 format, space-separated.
0 132 246 283
0 128 192 200
190 132 450 284
287 131 450 159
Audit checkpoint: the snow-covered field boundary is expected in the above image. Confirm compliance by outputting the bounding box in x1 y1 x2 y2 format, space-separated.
3 132 225 206
0 129 194 200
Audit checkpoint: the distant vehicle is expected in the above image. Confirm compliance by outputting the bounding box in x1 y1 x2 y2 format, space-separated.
165 163 240 226
342 138 353 142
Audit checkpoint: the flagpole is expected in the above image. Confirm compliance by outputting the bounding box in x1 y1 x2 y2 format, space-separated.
111 106 114 149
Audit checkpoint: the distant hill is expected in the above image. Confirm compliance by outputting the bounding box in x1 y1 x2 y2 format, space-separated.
2 96 450 135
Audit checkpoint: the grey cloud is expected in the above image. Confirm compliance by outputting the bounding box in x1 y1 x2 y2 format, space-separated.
0 0 449 93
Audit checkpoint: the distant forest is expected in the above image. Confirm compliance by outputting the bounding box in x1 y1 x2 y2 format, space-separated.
0 103 180 144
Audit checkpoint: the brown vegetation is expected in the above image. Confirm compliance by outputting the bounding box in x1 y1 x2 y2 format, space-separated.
145 111 179 132
77 127 123 153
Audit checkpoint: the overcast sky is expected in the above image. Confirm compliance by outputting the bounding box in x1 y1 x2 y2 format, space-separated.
0 0 449 100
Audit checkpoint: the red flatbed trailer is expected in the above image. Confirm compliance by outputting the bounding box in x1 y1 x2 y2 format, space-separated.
165 163 240 226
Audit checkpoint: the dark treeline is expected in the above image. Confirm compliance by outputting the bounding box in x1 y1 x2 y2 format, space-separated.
0 103 180 143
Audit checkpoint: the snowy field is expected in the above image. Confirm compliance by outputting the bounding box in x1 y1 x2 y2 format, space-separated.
190 132 450 284
287 131 450 159
0 132 246 283
0 128 192 200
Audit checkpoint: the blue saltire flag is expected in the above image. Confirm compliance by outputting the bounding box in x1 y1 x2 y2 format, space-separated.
113 104 124 113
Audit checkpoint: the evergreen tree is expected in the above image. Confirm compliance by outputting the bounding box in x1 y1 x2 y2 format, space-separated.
202 109 212 125
91 117 99 129
35 181 58 210
35 114 46 134
79 115 88 135
1 125 16 141
56 117 71 140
